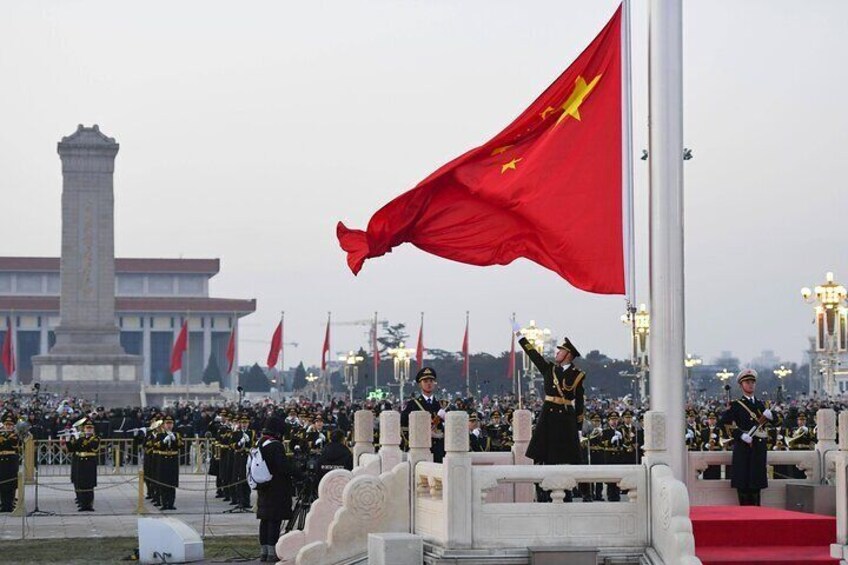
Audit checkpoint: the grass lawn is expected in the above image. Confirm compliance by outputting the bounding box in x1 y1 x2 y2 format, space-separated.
0 535 260 564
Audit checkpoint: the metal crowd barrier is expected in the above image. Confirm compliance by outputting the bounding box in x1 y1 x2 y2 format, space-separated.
31 438 214 476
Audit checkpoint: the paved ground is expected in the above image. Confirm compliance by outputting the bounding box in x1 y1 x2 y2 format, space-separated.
0 474 261 540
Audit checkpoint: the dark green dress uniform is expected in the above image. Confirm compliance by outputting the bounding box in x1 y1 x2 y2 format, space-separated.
400 367 445 463
485 412 510 452
67 424 100 511
601 413 624 501
585 415 605 501
232 418 256 509
700 414 726 480
0 415 20 512
718 369 773 506
520 336 585 466
154 419 183 510
785 414 815 479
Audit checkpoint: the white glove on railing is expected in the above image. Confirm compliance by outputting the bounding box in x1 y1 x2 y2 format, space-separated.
741 433 753 445
763 409 773 420
437 409 447 420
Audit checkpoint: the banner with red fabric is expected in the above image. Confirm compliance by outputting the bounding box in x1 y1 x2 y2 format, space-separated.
226 327 237 374
416 319 424 367
170 322 188 373
321 317 331 372
1 318 14 378
266 321 282 368
337 6 624 294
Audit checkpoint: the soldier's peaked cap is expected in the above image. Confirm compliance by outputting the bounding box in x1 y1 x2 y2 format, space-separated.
556 337 581 358
163 415 175 423
416 367 437 382
736 368 758 384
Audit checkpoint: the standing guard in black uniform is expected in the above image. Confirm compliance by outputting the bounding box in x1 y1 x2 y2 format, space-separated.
785 411 815 479
143 417 161 505
468 413 486 452
154 415 183 510
485 411 510 452
700 411 727 480
400 367 446 463
0 413 20 512
685 409 702 452
583 412 606 501
217 410 234 501
601 411 624 501
65 419 100 511
514 324 589 503
232 414 256 509
719 369 776 506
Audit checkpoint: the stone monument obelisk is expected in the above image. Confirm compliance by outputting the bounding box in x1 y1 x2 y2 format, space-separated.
33 125 142 404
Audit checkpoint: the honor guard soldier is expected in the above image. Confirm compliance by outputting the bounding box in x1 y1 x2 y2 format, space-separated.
232 414 256 509
583 412 605 501
305 415 328 453
154 415 183 510
400 367 446 463
719 369 776 506
620 410 639 464
485 411 510 452
142 416 161 505
468 413 486 452
65 418 100 511
785 411 815 479
685 409 701 451
0 413 20 512
217 409 234 501
513 323 589 503
601 411 624 501
700 411 727 480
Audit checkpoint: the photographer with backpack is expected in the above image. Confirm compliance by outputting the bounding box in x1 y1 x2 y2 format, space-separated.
255 416 300 562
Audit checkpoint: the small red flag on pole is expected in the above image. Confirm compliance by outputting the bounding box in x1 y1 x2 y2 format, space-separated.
2 317 15 379
170 321 188 373
462 312 470 394
321 313 331 372
226 326 237 374
267 321 282 368
416 312 424 367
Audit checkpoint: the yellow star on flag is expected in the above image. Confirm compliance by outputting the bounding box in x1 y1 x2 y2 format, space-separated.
501 157 522 174
490 145 513 156
556 74 602 125
539 106 556 120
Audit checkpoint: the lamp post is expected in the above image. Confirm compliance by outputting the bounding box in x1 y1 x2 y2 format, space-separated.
621 304 650 404
801 272 848 396
773 364 792 402
340 350 364 404
716 368 734 404
388 342 413 401
684 354 702 403
518 320 551 405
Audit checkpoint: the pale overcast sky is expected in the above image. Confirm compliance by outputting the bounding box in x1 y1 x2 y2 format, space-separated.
1 1 846 369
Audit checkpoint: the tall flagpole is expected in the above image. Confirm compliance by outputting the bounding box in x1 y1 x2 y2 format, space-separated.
373 311 379 392
465 311 470 397
622 0 636 307
511 312 517 397
649 0 686 480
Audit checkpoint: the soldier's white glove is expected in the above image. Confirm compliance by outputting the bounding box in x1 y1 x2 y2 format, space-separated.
799 425 808 434
612 431 622 444
763 409 773 420
437 409 446 420
710 433 717 440
316 435 325 445
685 429 694 440
741 433 753 444
74 430 81 440
168 432 175 441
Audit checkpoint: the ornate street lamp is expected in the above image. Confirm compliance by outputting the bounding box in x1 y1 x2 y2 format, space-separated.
388 342 414 401
684 354 702 403
339 350 365 404
801 272 848 396
621 304 650 403
716 368 734 404
773 364 792 402
518 320 551 405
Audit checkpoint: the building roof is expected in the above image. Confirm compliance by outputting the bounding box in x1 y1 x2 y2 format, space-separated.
0 296 256 315
0 257 220 275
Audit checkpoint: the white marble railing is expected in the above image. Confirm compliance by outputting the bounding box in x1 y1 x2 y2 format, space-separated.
649 464 702 565
414 461 446 544
470 464 647 549
829 412 848 562
687 450 820 507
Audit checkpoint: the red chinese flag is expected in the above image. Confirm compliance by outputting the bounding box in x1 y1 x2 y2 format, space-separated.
321 319 330 371
226 327 237 373
416 322 424 367
337 7 624 294
266 322 282 368
170 322 188 373
461 321 469 377
2 318 14 378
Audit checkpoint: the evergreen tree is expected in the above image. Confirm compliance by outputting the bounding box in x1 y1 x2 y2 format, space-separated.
293 362 307 390
202 353 222 386
240 363 271 392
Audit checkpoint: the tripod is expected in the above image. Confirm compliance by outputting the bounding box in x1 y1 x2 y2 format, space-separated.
27 463 55 517
284 474 318 532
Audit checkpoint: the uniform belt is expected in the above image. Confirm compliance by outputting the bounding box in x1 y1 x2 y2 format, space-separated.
76 452 98 457
0 450 16 456
155 450 179 456
544 396 573 406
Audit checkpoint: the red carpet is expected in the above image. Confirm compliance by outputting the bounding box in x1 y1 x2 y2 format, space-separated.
691 506 837 564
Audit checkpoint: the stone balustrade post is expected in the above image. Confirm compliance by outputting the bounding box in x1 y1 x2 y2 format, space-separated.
832 412 848 559
353 410 375 466
408 411 433 468
379 410 402 471
642 411 669 470
511 409 534 502
816 408 837 455
443 411 472 548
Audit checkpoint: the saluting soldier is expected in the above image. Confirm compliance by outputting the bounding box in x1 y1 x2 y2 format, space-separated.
700 411 727 480
719 369 776 506
513 323 589 503
154 415 183 510
0 413 20 513
232 414 256 509
400 367 446 463
65 418 100 511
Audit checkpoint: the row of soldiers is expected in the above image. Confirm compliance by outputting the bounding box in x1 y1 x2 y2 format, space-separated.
208 409 256 510
140 415 184 510
685 409 817 453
